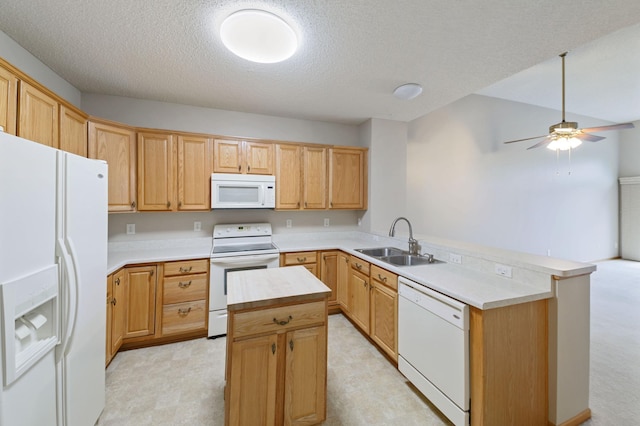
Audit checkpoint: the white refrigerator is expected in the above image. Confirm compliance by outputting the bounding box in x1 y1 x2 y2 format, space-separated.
0 131 108 425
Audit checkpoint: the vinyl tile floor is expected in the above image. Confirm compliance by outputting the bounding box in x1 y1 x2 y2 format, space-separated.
97 259 640 425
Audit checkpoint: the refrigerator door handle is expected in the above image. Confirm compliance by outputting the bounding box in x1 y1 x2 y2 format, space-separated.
56 237 79 359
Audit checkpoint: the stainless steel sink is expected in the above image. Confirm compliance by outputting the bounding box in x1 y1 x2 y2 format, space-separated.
378 254 443 267
355 247 406 257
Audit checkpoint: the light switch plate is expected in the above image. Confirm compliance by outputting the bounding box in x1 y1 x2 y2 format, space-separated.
495 263 512 278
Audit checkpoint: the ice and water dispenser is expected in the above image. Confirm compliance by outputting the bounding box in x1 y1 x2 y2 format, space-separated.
1 265 59 385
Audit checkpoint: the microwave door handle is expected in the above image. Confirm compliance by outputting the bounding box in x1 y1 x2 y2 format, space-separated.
259 185 265 206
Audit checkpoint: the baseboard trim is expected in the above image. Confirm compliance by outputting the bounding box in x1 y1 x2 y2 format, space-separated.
549 408 592 426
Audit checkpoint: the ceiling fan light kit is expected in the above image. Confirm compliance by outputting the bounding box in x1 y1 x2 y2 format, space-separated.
503 52 634 151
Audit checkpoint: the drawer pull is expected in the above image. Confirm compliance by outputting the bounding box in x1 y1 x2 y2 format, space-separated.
178 281 192 289
378 274 387 282
179 266 193 273
178 307 192 316
297 257 306 263
273 315 293 326
355 263 362 270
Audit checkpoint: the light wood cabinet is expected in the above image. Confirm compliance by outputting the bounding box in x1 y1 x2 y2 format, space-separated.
88 120 137 212
18 81 58 148
337 252 350 312
123 265 157 339
329 147 368 209
213 138 273 175
59 105 87 156
275 144 302 209
275 144 328 210
349 256 371 334
137 132 175 211
161 259 208 336
106 268 126 365
226 297 328 426
281 251 318 277
369 265 398 361
320 251 339 306
177 135 212 210
0 63 17 135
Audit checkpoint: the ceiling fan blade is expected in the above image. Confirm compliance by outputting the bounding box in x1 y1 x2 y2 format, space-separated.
581 122 635 133
576 133 606 142
527 137 552 150
503 134 548 144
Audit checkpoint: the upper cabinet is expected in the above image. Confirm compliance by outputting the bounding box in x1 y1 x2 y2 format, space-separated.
0 63 17 135
213 138 273 175
275 144 302 209
18 81 58 148
176 135 213 211
88 120 137 212
137 132 213 212
329 147 368 210
137 132 175 211
59 105 88 157
303 146 328 209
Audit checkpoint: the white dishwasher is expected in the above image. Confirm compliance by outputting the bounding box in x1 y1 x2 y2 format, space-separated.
398 277 470 426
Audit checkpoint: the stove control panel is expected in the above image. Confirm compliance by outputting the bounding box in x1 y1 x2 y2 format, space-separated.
213 223 272 238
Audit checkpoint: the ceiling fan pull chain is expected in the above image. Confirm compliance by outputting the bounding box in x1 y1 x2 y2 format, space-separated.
567 147 572 176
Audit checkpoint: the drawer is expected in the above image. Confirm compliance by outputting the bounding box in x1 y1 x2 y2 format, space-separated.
163 274 208 304
164 259 208 277
162 300 206 336
371 265 398 291
232 300 326 339
350 256 370 275
283 251 317 265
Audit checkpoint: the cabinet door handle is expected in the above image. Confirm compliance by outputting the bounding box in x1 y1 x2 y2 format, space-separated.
273 315 293 326
238 164 241 172
378 274 387 282
304 202 307 208
111 298 117 306
248 165 251 172
297 202 300 208
289 339 294 351
149 269 154 277
178 201 182 207
297 257 306 263
167 201 171 208
178 280 192 288
272 343 276 354
363 281 368 288
178 307 192 316
115 277 120 285
131 201 136 208
179 266 193 273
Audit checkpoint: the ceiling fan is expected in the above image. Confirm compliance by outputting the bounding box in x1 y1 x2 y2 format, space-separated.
503 52 634 150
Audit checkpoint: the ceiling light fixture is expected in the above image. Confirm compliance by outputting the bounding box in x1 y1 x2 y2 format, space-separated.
393 83 423 100
220 9 298 64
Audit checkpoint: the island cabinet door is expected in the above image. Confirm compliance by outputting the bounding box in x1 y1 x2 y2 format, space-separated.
228 334 278 426
283 326 327 425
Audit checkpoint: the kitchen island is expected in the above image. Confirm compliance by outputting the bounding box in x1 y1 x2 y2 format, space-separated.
224 266 331 426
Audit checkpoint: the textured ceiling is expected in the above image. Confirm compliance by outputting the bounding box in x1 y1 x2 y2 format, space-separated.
1 1 640 125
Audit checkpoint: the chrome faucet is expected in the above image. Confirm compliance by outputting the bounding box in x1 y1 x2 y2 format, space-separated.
389 217 419 255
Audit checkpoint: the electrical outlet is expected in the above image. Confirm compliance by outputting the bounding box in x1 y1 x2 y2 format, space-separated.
357 218 362 226
324 218 330 227
126 224 135 235
194 221 201 232
449 253 462 264
286 219 292 228
494 263 512 278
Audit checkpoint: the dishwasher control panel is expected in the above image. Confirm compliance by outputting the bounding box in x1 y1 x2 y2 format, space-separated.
398 278 468 330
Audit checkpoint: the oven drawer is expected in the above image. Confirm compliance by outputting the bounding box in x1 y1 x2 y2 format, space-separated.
164 259 208 276
162 300 207 335
232 300 326 338
163 274 207 304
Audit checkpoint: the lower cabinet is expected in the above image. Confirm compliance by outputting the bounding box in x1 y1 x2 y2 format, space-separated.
319 251 339 307
226 300 328 426
348 256 371 334
105 258 209 363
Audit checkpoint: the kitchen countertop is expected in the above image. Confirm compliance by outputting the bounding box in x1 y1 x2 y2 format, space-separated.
107 231 595 310
227 266 331 311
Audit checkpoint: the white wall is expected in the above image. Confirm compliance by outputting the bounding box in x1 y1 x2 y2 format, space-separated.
406 94 620 262
0 30 81 107
619 120 640 177
360 118 408 235
81 94 361 147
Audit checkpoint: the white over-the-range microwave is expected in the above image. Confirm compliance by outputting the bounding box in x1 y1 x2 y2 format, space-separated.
211 173 276 209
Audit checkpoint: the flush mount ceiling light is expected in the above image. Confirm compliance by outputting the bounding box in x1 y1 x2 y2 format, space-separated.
220 9 298 64
393 83 423 100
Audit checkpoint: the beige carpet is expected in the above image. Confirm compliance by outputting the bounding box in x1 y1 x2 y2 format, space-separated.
97 259 640 425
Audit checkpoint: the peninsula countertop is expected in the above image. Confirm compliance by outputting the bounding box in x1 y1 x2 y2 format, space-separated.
227 266 331 311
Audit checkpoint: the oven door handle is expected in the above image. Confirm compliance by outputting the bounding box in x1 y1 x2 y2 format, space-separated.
211 253 280 267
